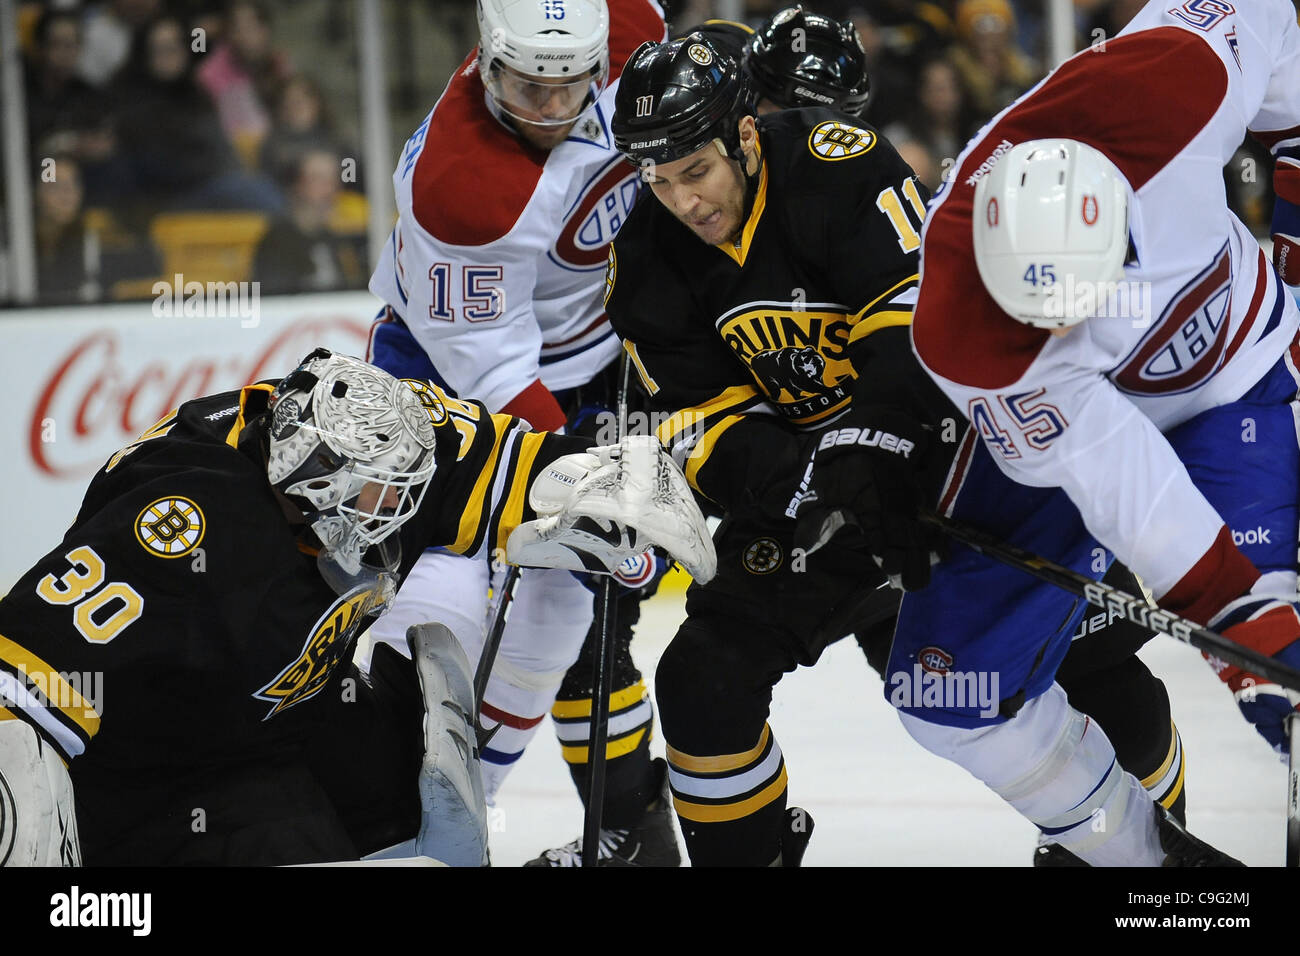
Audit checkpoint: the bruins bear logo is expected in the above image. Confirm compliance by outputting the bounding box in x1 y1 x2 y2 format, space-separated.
750 346 827 397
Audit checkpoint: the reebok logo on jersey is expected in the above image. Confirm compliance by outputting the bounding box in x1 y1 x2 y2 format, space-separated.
964 139 1014 186
1231 526 1272 546
817 426 914 458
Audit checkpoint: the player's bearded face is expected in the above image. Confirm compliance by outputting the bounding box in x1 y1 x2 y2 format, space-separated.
489 64 594 150
645 144 748 247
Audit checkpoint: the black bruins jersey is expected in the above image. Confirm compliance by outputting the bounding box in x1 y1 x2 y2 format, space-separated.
0 380 586 834
605 108 955 513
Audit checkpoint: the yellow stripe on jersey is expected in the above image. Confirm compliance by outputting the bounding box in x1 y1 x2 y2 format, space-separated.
853 273 919 319
685 414 744 494
668 725 770 774
653 384 759 448
495 431 545 553
551 681 648 719
672 766 788 823
450 415 510 555
560 727 647 764
0 634 101 739
849 309 913 345
624 341 660 396
1140 722 1179 789
225 383 276 448
716 153 768 268
0 706 16 721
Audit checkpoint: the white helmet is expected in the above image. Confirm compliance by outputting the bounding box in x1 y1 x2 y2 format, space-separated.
266 350 438 578
477 0 610 127
971 138 1130 328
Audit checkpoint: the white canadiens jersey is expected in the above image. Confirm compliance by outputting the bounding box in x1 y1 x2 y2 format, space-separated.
913 0 1300 599
369 0 666 413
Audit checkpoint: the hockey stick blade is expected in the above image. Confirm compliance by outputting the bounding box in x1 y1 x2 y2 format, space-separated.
1288 715 1299 867
474 564 521 752
921 511 1300 693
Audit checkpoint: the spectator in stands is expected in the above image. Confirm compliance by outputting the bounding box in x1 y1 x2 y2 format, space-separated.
78 0 162 88
258 74 350 189
884 56 979 188
947 0 1039 121
252 148 366 295
34 153 159 304
112 12 282 214
196 0 293 165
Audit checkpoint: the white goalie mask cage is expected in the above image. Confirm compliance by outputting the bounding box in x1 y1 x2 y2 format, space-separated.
477 0 610 127
265 350 438 578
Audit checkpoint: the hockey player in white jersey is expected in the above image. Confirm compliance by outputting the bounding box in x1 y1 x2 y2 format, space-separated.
365 0 680 866
807 0 1300 865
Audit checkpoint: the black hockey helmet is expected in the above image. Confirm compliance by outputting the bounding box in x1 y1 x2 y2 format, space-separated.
612 33 755 168
745 5 870 116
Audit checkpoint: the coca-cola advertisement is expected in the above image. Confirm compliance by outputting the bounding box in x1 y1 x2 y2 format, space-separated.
0 292 375 590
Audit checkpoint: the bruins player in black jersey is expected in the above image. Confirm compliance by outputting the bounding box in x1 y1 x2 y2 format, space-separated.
0 349 714 866
608 36 1190 866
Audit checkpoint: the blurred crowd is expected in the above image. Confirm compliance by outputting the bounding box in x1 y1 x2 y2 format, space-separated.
18 0 368 303
7 0 1281 306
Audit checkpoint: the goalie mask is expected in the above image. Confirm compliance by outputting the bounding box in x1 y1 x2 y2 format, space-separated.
265 350 438 592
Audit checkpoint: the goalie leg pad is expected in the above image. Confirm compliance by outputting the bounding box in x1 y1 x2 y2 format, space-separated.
0 720 81 866
407 624 489 867
898 683 1162 866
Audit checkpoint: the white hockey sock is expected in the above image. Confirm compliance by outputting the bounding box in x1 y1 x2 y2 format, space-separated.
899 682 1162 866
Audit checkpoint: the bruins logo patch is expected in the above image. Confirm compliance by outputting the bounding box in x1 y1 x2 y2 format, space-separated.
403 378 448 426
687 42 713 65
743 537 782 574
603 245 616 308
135 496 205 557
809 121 875 161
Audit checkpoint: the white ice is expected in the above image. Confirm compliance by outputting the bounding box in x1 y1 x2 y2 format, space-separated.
482 587 1287 867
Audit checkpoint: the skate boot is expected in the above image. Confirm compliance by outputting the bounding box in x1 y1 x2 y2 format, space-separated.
772 807 815 867
1156 804 1245 867
524 758 681 867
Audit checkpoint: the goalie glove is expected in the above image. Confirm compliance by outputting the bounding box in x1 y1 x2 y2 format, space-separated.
0 720 81 866
507 435 717 583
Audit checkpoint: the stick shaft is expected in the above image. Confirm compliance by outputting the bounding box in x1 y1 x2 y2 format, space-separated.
921 512 1300 692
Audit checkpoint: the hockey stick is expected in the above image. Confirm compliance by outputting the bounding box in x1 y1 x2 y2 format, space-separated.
474 562 521 751
1288 715 1299 867
582 355 631 867
919 511 1300 693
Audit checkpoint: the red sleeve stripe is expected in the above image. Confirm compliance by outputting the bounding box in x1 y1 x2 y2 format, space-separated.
1252 124 1300 151
500 378 567 433
1158 525 1260 625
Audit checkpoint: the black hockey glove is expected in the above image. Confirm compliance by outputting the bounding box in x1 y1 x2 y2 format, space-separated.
790 405 941 591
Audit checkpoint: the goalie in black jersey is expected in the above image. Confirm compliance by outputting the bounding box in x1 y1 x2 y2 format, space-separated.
607 32 1191 866
0 349 714 866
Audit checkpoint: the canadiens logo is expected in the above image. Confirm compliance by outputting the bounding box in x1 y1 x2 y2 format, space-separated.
254 584 386 720
742 537 782 574
917 646 954 674
718 301 854 423
135 496 205 558
552 158 641 270
1114 241 1233 396
986 197 998 227
1081 194 1099 226
808 121 875 161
